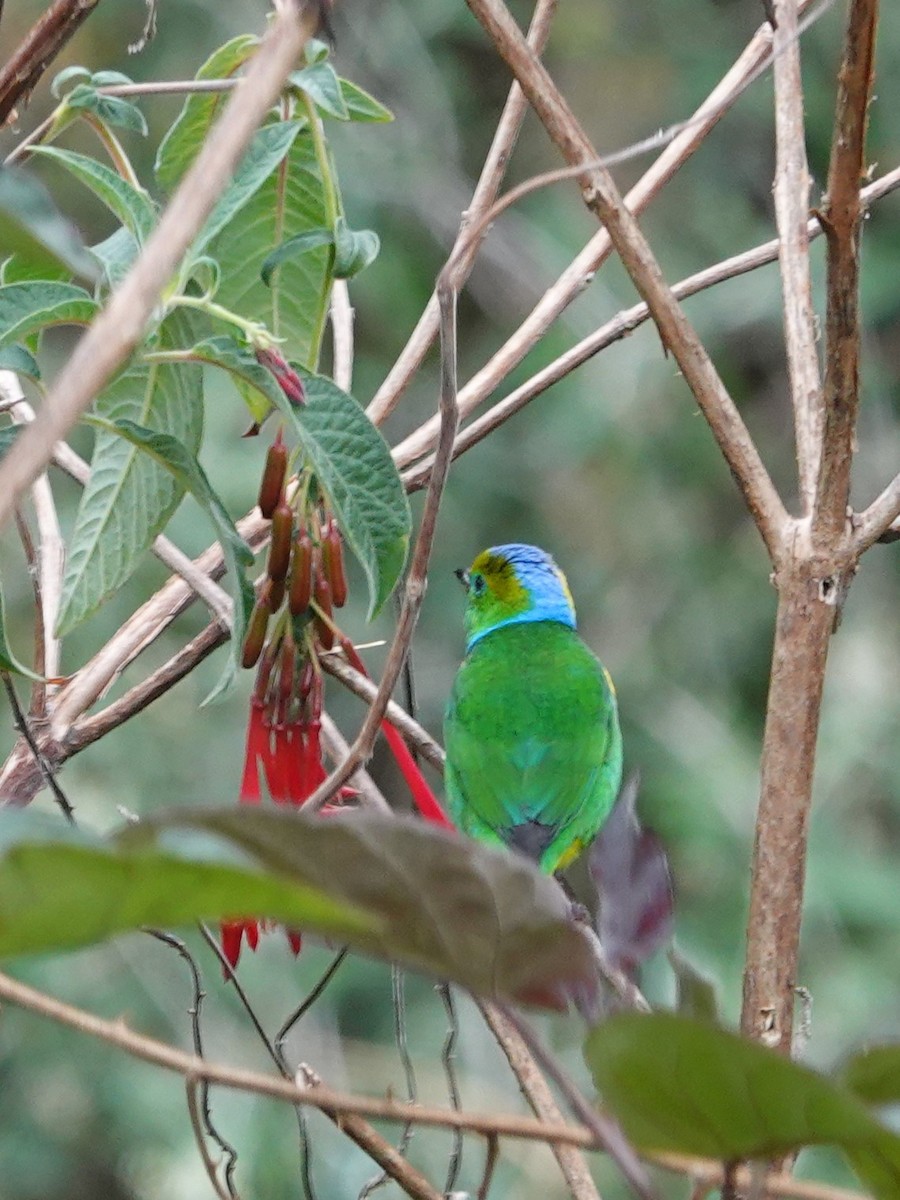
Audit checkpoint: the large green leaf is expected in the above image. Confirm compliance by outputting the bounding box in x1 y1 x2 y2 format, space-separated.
0 166 99 282
122 807 600 1011
191 121 302 258
154 35 259 192
0 281 97 350
339 78 394 123
0 810 376 960
210 127 332 366
0 344 40 381
57 312 203 634
91 226 139 287
841 1044 900 1106
275 369 410 616
30 147 157 242
91 416 255 702
585 1013 900 1200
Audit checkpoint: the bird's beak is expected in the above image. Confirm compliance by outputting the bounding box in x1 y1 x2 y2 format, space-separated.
454 568 470 590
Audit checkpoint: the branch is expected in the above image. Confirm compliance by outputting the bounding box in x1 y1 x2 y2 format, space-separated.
298 270 459 812
463 0 790 559
772 0 823 512
0 971 871 1200
366 0 559 426
814 0 879 540
391 0 819 475
0 0 101 127
0 0 319 535
853 472 900 552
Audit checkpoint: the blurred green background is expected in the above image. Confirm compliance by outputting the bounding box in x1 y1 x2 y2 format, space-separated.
1 0 899 1196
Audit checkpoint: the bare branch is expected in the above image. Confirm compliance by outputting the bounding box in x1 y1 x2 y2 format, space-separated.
0 0 101 127
367 0 559 426
478 1002 602 1200
391 0 819 472
330 279 355 394
0 0 320 534
186 1077 237 1200
814 0 880 540
464 0 789 560
772 0 824 512
853 472 900 552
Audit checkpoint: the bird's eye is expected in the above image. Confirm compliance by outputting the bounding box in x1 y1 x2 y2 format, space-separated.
471 573 487 596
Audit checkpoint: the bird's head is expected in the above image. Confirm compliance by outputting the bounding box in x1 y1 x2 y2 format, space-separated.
457 543 576 650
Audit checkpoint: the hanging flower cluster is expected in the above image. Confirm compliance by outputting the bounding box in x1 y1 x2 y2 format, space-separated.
221 425 448 970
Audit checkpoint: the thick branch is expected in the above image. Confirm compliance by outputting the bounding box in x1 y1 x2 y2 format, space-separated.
0 0 101 127
814 0 879 540
772 0 823 511
0 0 318 535
465 0 789 559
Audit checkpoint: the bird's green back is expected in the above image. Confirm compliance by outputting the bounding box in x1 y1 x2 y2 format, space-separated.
444 620 622 873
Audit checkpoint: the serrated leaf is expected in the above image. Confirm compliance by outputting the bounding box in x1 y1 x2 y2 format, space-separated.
291 62 349 120
64 84 148 136
155 35 259 191
585 1013 900 1200
0 575 43 680
339 78 394 123
0 166 99 283
0 809 376 961
210 127 332 366
91 226 139 287
57 312 203 634
0 281 97 351
30 147 156 242
191 121 302 258
184 335 285 415
0 344 40 380
274 370 410 616
91 415 254 702
122 807 600 1012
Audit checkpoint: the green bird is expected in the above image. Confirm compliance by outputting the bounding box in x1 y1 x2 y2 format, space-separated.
443 543 622 874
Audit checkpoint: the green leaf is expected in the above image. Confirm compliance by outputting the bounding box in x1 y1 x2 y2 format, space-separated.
0 281 97 351
51 66 91 97
155 35 259 192
841 1045 900 1106
0 167 99 282
192 121 302 257
91 226 139 287
260 218 379 285
275 370 410 616
57 312 204 634
0 344 40 381
90 415 255 702
668 947 719 1022
64 83 148 136
339 78 394 123
0 810 377 961
585 1013 900 1200
291 62 349 120
183 335 285 416
334 217 380 279
0 576 43 680
30 147 156 242
122 807 600 1011
210 127 332 366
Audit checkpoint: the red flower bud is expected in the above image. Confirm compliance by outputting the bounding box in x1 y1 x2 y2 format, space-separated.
312 549 334 650
255 347 305 406
257 431 287 518
267 502 294 583
288 531 313 615
322 519 348 607
241 596 272 669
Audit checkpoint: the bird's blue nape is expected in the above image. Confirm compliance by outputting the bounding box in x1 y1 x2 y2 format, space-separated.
466 542 576 650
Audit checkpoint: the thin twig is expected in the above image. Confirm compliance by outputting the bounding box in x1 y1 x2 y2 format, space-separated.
186 1076 236 1200
478 1133 500 1200
367 0 558 425
330 280 355 393
0 0 320 534
390 0 821 469
298 266 459 812
438 984 464 1194
772 0 823 512
0 672 75 821
814 0 880 540
477 1001 602 1200
0 970 873 1200
0 0 101 127
853 472 900 552
401 163 900 490
319 713 392 813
